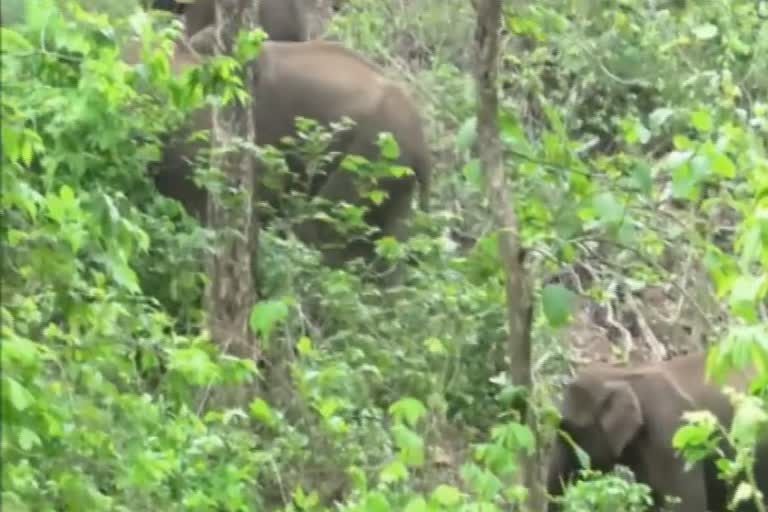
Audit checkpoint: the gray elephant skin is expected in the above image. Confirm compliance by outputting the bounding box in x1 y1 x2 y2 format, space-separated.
546 351 768 512
152 0 308 42
130 35 430 270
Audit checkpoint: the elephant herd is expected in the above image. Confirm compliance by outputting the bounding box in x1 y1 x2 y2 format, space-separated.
140 2 767 511
143 0 430 274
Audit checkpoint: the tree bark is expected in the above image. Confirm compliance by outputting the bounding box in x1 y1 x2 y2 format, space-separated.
471 0 542 509
205 0 260 374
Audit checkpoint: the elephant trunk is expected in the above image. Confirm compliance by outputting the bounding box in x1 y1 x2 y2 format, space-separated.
545 439 577 511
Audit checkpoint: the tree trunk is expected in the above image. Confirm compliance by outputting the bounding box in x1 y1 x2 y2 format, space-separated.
205 0 260 392
471 0 543 509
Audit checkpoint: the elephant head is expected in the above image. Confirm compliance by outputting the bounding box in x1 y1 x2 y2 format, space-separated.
546 372 644 507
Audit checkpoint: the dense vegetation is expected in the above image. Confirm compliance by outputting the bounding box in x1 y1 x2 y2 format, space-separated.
2 0 767 510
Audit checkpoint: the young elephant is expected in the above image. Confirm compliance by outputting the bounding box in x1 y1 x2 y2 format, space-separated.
152 0 308 42
146 39 431 272
546 351 768 512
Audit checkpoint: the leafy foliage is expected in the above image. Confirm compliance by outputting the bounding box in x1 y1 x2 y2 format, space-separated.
3 0 768 510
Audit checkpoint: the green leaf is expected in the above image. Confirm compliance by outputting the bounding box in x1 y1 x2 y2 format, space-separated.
46 185 79 225
504 422 535 454
730 396 768 447
403 497 428 512
456 116 477 153
631 163 653 195
4 377 34 412
368 189 387 206
378 132 400 160
379 460 408 483
728 275 766 323
541 284 576 328
0 28 34 52
108 255 140 293
296 336 313 356
692 23 719 40
592 192 625 224
392 424 425 467
431 484 463 506
731 482 756 508
17 427 41 451
363 492 391 512
560 430 591 469
168 347 219 385
690 110 713 133
389 397 427 427
2 335 43 368
249 398 277 428
424 337 446 355
249 298 290 341
711 152 736 178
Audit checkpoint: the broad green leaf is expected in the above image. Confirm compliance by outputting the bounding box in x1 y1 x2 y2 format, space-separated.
108 256 140 293
593 192 625 224
378 132 400 160
730 396 768 446
622 118 646 145
431 484 463 506
392 424 425 467
690 110 713 133
368 189 387 205
424 337 446 355
379 460 408 483
541 284 576 328
506 422 535 454
363 492 391 512
631 163 653 195
403 497 428 512
46 185 79 225
296 336 313 356
711 152 736 178
249 398 277 427
4 377 34 411
2 335 43 368
389 397 427 427
17 427 41 451
0 28 33 52
249 298 290 341
168 347 219 385
728 275 766 323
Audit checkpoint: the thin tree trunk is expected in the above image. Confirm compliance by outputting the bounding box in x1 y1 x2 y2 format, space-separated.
471 0 542 509
205 0 260 388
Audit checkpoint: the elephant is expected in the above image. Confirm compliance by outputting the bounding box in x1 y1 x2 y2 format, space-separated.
545 351 768 512
131 36 431 275
151 0 308 43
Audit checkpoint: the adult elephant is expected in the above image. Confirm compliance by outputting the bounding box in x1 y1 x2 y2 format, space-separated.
151 0 308 42
143 38 431 273
545 351 768 512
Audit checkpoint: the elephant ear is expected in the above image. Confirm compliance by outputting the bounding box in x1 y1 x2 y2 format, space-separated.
599 380 643 458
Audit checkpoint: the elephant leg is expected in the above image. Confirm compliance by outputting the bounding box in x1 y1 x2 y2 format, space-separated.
366 178 416 286
292 165 366 267
644 457 709 512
